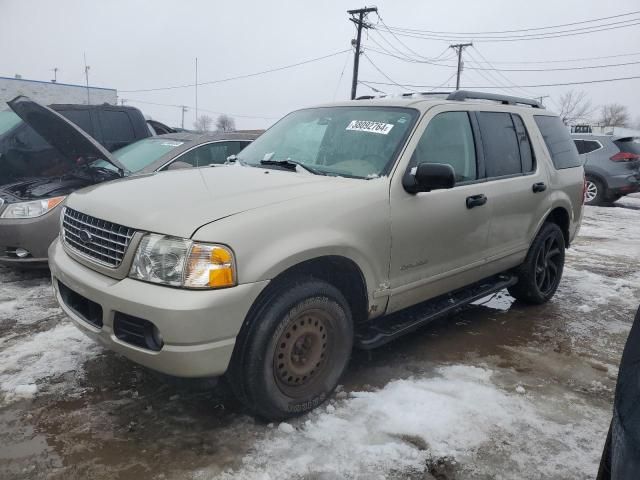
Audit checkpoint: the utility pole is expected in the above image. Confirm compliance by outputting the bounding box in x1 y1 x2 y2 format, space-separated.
348 6 377 100
450 42 472 90
51 67 58 83
83 52 91 104
120 98 127 106
181 105 188 129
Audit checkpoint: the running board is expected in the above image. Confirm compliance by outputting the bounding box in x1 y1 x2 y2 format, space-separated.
355 274 517 349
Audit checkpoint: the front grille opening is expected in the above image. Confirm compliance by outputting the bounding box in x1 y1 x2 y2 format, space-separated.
62 208 135 268
58 281 103 328
113 312 163 352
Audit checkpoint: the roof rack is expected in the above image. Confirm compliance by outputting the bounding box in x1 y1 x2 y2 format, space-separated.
446 90 542 108
356 92 453 101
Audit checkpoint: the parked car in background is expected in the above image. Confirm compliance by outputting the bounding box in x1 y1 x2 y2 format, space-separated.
49 91 584 419
572 134 640 205
0 100 154 186
0 96 261 265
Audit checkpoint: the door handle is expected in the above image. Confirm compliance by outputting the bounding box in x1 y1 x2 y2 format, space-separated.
466 194 487 209
532 182 547 193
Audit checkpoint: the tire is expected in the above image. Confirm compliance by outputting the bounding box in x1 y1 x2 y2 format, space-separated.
585 176 606 206
508 222 565 305
228 277 353 420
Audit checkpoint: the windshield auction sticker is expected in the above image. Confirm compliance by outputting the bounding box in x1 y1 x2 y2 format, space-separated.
346 120 394 135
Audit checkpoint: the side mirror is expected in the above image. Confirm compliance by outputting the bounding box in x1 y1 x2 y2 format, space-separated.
167 161 194 171
403 162 456 194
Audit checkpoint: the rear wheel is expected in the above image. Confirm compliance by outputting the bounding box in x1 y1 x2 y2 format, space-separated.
508 222 565 304
584 176 606 206
228 278 353 420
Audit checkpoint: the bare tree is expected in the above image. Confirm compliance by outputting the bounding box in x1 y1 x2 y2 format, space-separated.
216 114 236 132
194 114 213 132
600 103 630 127
555 90 596 125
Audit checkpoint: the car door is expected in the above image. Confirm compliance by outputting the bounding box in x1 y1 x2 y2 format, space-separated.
477 111 550 263
388 107 491 313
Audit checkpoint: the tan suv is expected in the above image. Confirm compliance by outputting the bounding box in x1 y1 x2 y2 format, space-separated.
49 91 584 419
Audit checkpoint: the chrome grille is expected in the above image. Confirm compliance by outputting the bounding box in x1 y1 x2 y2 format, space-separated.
62 207 135 267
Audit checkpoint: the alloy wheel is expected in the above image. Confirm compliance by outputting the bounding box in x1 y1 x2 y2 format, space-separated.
535 235 562 295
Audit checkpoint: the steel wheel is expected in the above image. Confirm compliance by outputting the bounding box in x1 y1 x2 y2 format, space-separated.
273 309 331 398
585 180 598 203
534 235 562 295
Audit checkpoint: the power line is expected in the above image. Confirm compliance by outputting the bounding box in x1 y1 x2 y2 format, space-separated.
375 19 640 42
366 45 640 72
468 47 539 98
121 49 350 93
123 98 279 120
380 10 640 35
362 52 420 92
359 74 640 89
461 50 640 65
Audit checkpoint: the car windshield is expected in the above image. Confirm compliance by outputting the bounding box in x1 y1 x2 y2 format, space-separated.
92 138 185 172
0 111 22 136
236 106 418 179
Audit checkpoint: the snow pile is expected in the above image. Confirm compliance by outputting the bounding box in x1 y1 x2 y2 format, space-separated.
215 365 601 479
0 322 102 402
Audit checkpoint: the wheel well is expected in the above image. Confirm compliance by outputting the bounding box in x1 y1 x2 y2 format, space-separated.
259 256 369 324
545 207 570 247
585 172 608 189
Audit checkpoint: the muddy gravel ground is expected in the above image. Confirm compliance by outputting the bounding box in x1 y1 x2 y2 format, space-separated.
1 196 640 480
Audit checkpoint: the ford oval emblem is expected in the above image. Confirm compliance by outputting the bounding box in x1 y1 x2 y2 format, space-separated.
78 230 93 244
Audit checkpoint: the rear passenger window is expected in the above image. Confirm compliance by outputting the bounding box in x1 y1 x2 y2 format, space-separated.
534 116 582 169
60 110 93 135
99 111 135 146
477 112 521 177
411 111 477 182
582 140 602 153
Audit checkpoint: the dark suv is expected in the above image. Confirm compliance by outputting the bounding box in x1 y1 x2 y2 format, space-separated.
572 134 640 205
0 102 152 186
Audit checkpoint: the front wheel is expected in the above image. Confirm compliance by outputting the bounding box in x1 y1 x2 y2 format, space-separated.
508 223 565 304
228 278 353 420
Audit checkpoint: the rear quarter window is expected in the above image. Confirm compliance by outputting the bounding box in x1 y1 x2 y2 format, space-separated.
534 116 582 169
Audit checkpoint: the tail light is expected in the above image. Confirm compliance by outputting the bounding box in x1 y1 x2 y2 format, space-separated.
611 152 640 162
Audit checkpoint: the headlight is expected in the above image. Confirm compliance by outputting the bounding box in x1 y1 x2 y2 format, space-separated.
129 233 236 289
0 196 65 219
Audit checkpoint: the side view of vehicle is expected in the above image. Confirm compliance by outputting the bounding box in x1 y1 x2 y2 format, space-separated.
0 96 261 265
49 91 584 420
572 134 640 205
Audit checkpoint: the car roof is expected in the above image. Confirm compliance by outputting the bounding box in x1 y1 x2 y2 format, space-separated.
307 96 551 115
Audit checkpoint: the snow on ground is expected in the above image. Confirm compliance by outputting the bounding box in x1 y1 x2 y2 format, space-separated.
210 365 602 480
0 267 103 403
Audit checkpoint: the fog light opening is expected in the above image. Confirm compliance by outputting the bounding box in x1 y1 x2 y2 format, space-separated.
15 248 30 258
151 325 164 350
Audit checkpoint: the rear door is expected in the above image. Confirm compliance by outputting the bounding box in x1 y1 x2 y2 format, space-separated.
476 111 550 262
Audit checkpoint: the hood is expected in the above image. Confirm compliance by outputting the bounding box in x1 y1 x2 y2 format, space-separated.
66 165 354 238
7 96 127 174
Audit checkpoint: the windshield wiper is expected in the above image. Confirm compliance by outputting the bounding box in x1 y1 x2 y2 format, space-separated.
260 159 325 175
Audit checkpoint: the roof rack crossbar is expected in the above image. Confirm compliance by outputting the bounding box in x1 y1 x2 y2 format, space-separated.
447 90 542 108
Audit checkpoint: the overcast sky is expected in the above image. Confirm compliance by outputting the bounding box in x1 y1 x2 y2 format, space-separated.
2 0 639 130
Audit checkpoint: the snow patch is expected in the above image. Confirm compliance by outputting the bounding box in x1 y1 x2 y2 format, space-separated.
0 322 102 403
217 365 602 479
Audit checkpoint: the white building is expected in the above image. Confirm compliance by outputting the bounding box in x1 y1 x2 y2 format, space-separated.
0 76 117 108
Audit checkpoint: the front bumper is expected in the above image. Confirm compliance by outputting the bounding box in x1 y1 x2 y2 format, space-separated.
0 204 62 265
49 238 269 378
